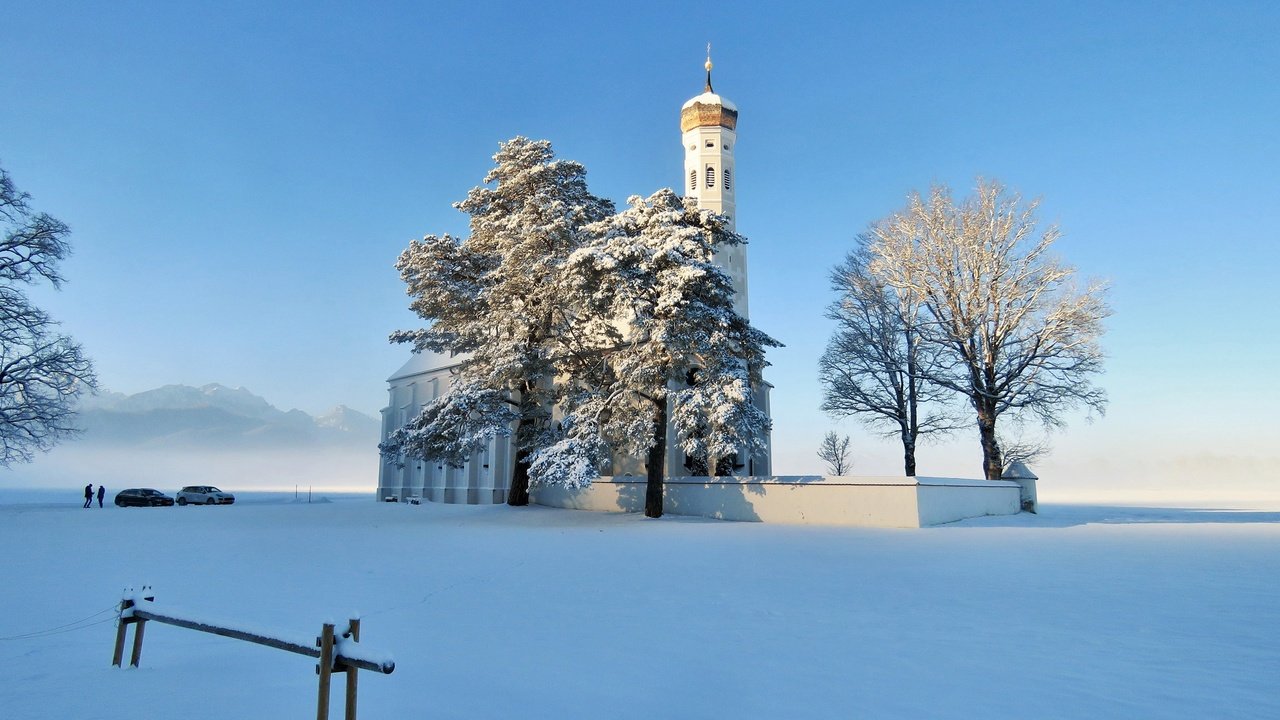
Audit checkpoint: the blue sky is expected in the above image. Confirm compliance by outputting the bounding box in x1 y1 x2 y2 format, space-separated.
3 2 1278 495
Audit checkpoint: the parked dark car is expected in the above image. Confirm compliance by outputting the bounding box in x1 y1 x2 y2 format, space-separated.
114 488 175 507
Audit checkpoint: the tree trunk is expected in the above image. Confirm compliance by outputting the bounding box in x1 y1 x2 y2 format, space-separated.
506 416 534 506
976 407 1002 481
905 331 919 478
901 430 917 477
645 398 667 518
507 458 530 506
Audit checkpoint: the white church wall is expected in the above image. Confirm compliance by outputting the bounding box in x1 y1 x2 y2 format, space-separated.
530 475 1023 528
916 478 1022 525
377 349 514 504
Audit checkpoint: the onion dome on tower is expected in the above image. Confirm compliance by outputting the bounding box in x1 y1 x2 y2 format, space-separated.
680 53 738 133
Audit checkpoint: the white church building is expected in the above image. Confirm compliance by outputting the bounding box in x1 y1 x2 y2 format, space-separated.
377 58 770 504
377 59 1027 527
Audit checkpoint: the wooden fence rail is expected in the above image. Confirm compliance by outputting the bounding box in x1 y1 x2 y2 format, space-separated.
111 589 393 720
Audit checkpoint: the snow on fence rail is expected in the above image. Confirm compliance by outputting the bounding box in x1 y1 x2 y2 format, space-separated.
111 587 394 720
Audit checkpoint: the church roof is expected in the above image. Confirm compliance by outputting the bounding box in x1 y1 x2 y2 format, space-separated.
1001 460 1039 480
680 50 737 132
681 91 737 113
680 92 738 132
387 349 465 382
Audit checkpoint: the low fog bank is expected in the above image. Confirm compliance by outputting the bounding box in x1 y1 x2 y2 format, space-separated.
771 431 1280 507
9 441 1278 508
9 422 1277 507
0 383 383 495
1 444 378 494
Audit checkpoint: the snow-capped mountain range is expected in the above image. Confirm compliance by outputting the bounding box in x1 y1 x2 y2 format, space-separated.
74 383 380 449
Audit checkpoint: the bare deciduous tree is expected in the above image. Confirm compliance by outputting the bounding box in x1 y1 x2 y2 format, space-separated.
999 434 1050 474
867 180 1108 480
819 241 961 476
0 164 96 466
816 431 851 475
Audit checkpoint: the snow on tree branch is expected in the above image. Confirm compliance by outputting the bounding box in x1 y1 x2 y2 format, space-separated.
865 179 1109 480
388 137 614 504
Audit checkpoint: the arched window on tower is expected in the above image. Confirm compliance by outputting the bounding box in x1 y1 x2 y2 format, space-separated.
724 169 732 191
706 166 716 189
690 169 697 191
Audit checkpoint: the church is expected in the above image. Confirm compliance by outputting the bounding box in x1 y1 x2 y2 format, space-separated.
376 57 772 504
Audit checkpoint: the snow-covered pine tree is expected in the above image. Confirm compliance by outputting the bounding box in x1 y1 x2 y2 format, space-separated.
380 381 519 468
386 137 613 505
528 189 779 518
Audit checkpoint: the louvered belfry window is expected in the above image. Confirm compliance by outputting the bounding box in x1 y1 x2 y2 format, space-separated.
706 166 716 189
724 169 732 191
690 169 697 191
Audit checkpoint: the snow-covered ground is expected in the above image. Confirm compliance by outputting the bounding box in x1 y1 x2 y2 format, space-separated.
1 493 1277 719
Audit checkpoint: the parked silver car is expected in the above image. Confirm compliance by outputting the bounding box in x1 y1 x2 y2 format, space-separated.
176 485 235 506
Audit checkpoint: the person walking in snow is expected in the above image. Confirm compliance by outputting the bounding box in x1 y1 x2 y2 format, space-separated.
83 483 93 508
97 485 105 508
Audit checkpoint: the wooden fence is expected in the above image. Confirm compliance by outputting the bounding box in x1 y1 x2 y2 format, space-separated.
112 588 394 720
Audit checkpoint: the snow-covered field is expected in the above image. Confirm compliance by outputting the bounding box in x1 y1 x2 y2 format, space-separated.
2 493 1277 719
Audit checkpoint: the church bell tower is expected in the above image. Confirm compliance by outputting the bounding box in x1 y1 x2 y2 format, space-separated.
681 48 748 318
677 49 770 476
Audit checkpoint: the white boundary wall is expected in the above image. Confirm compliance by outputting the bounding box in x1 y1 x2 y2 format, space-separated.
531 476 1021 528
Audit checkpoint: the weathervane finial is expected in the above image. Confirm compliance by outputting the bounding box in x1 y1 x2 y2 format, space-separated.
704 42 714 93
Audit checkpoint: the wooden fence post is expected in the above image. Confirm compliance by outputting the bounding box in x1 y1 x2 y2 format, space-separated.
317 622 335 720
129 616 148 667
344 617 360 720
108 595 391 717
111 598 133 667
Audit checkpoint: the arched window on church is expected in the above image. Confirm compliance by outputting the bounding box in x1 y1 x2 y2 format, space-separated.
690 169 697 191
706 166 715 189
724 169 732 191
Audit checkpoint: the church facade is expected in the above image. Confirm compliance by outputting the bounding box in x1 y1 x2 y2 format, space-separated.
377 60 770 503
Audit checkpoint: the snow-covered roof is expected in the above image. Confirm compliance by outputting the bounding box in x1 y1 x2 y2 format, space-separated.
387 349 466 382
1002 460 1038 480
681 91 737 112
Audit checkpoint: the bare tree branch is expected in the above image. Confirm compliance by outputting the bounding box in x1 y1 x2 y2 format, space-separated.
819 240 964 475
867 179 1109 480
0 163 97 466
816 431 852 475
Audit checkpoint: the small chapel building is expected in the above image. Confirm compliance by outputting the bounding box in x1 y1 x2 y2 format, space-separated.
377 58 771 504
